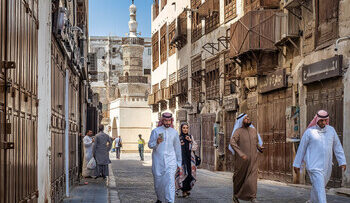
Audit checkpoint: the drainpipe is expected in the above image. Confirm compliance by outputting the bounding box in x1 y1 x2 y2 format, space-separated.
65 68 70 197
334 36 350 52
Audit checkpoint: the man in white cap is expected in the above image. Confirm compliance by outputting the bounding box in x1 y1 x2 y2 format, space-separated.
149 112 182 203
229 113 263 203
293 110 346 203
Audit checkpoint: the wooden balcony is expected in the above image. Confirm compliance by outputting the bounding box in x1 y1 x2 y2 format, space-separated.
155 89 165 103
164 87 171 100
148 93 155 105
244 0 280 13
206 83 219 100
153 3 159 21
230 10 280 58
274 12 300 46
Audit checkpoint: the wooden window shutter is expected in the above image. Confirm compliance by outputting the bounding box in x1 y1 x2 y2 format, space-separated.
316 0 339 47
160 23 167 64
152 31 159 70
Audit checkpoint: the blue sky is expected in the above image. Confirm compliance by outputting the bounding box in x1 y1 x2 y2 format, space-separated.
89 0 152 37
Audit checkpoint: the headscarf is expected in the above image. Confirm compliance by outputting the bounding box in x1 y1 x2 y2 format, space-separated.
228 113 263 155
307 110 329 128
157 112 174 128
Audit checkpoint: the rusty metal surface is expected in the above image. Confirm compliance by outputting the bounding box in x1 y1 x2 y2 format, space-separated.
305 79 343 188
258 88 293 183
0 0 39 202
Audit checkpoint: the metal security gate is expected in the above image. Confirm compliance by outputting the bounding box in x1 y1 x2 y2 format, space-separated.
0 0 39 202
225 111 235 172
201 114 216 171
306 79 343 188
258 88 293 183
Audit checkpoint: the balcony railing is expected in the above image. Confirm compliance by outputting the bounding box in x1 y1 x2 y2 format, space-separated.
206 83 219 99
230 10 280 58
118 76 148 83
148 93 155 105
122 37 144 45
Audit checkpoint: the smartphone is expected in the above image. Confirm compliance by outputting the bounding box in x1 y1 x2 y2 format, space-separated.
158 133 164 139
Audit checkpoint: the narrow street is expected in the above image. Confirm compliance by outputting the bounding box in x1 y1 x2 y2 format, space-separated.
109 153 350 203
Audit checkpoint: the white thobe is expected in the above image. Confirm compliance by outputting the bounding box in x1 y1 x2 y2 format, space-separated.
148 126 182 203
82 136 95 177
293 125 346 203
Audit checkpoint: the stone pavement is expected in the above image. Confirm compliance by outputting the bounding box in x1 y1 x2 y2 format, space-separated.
63 178 108 203
109 153 350 203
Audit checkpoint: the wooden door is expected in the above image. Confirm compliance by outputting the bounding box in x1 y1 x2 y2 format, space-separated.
306 79 343 187
225 111 236 172
258 88 293 183
0 0 39 202
51 39 66 202
188 114 201 156
201 114 216 171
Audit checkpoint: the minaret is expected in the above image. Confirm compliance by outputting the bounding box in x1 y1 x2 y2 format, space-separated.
121 0 144 77
128 0 138 37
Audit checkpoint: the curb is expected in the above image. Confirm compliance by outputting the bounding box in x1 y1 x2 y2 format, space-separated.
108 164 121 203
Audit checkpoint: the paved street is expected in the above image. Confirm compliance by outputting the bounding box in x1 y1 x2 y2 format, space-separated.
109 153 350 203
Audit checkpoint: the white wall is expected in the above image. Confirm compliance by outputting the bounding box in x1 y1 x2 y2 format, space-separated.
37 0 52 201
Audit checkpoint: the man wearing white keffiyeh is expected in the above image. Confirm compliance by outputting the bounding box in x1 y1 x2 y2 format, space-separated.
229 113 263 203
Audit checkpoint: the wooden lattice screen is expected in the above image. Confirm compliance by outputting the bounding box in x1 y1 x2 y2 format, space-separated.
205 56 220 99
224 0 237 22
160 24 167 64
169 20 176 56
191 55 202 102
152 31 159 70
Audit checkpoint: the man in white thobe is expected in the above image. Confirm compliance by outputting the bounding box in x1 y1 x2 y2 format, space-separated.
293 110 346 203
149 112 182 203
82 130 95 178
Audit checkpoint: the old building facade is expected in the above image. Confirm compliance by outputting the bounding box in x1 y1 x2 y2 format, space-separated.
89 36 151 135
0 0 98 202
150 0 350 187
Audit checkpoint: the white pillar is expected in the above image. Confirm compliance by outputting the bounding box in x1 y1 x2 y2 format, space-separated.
343 61 350 187
65 69 70 197
37 0 52 202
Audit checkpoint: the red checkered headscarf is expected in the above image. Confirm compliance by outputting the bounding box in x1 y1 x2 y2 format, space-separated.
307 110 329 128
157 112 174 128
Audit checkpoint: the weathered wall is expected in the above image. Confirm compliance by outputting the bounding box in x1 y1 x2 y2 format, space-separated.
37 0 52 201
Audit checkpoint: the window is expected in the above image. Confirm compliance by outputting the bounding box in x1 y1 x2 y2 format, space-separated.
205 56 220 99
224 52 236 96
148 48 151 55
111 65 116 70
205 0 220 34
160 23 167 64
168 20 176 56
102 56 105 59
191 0 202 43
161 0 167 10
315 0 339 47
152 31 159 70
153 1 159 21
112 47 116 53
191 55 202 102
224 0 237 22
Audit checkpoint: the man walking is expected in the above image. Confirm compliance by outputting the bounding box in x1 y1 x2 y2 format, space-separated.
93 125 114 179
229 113 263 203
293 110 346 203
114 135 122 159
82 130 95 178
138 134 145 161
149 112 182 203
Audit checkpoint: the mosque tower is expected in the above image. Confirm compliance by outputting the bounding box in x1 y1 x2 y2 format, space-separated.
111 0 151 152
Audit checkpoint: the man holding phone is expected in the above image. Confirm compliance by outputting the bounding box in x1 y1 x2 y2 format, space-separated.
149 112 182 203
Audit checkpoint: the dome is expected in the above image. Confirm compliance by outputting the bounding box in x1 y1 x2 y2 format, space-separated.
129 4 136 14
